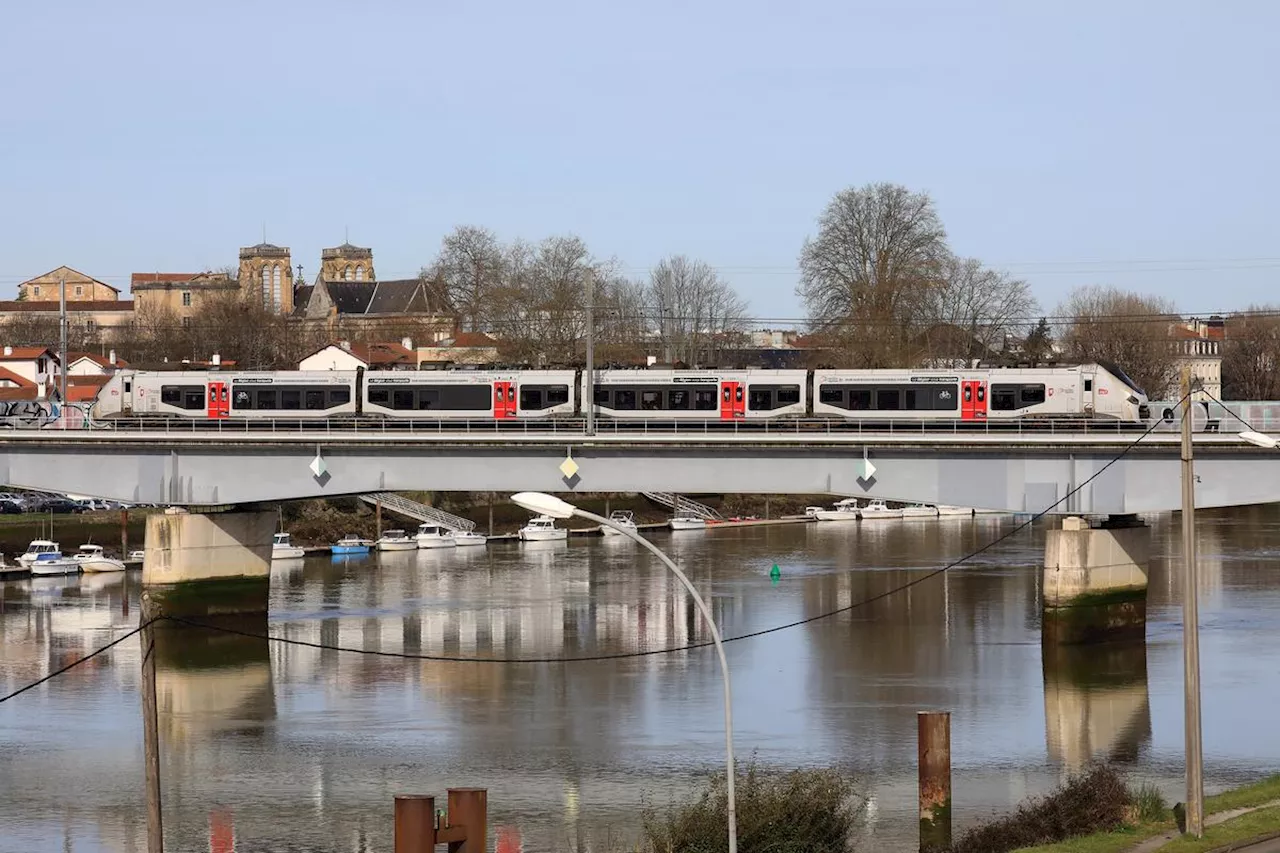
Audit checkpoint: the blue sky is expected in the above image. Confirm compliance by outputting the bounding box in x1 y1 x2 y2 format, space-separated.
1 0 1276 320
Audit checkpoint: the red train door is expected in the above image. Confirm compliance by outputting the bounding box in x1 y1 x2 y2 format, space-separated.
960 380 987 420
493 381 516 419
720 381 744 420
207 382 229 419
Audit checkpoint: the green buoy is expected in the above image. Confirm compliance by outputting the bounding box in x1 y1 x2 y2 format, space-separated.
770 563 781 585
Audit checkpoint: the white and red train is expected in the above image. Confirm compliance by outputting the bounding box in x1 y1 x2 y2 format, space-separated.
89 363 1150 422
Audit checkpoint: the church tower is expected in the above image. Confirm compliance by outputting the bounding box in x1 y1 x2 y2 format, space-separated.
320 242 375 283
239 242 294 313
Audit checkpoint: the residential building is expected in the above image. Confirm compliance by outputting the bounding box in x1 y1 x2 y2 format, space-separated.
1168 317 1224 402
292 277 455 341
0 346 60 390
131 271 239 319
416 331 501 367
18 266 120 302
319 242 375 282
239 242 294 314
299 341 417 371
66 350 127 376
0 300 135 341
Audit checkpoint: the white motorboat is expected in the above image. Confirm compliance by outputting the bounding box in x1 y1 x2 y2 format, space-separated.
901 504 939 519
859 499 903 520
937 505 973 517
376 529 417 551
416 523 457 549
19 540 60 567
451 530 488 547
272 532 306 560
74 544 126 573
813 499 861 522
600 510 638 537
128 550 146 561
518 515 568 542
669 513 707 531
30 552 78 576
804 506 825 519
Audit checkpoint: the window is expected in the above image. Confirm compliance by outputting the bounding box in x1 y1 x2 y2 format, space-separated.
1084 379 1093 392
392 389 415 410
183 389 204 409
991 384 1045 410
181 317 191 329
355 265 364 281
86 319 96 331
344 267 353 281
850 389 872 410
255 390 277 409
160 385 205 410
181 291 192 307
615 389 636 410
280 389 301 410
520 387 542 410
32 286 40 297
876 389 901 410
330 388 350 405
306 390 326 410
748 384 802 411
670 389 690 410
369 388 390 405
74 285 83 297
819 386 844 405
594 387 609 405
694 389 717 410
641 390 661 410
417 389 440 410
272 265 282 310
519 384 570 410
1020 385 1046 405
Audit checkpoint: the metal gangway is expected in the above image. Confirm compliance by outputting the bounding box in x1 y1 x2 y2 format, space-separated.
641 492 723 521
359 492 477 532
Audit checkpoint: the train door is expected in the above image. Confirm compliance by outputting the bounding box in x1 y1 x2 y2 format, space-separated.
493 381 517 419
961 380 987 420
207 381 229 419
720 381 744 420
1081 369 1096 416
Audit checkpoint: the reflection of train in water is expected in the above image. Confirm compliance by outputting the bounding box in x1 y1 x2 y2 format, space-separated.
90 362 1150 423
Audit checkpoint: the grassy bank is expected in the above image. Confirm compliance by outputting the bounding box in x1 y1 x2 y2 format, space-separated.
1007 773 1280 853
0 509 147 558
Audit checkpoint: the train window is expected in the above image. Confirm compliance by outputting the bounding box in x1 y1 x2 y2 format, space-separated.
876 389 900 410
123 380 131 394
520 387 542 410
593 387 610 405
368 388 390 405
850 389 871 410
615 389 636 410
280 390 301 410
749 385 803 410
417 389 441 410
160 385 204 410
440 386 492 410
907 383 958 411
306 390 326 410
777 386 800 405
234 389 250 408
670 390 690 410
184 389 204 410
1084 379 1093 392
330 388 350 406
694 389 716 410
990 387 1017 410
1020 385 1046 405
819 387 844 406
547 386 569 406
256 390 278 410
641 391 661 410
160 386 182 405
749 388 772 410
392 390 415 410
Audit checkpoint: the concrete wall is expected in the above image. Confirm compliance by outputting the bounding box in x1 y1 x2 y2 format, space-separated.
143 509 275 586
1042 517 1149 608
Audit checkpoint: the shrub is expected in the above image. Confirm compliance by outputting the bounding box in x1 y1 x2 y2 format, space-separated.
947 765 1131 853
643 765 859 853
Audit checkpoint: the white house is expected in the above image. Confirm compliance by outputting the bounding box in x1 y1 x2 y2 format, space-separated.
0 346 60 389
298 340 416 371
66 350 127 376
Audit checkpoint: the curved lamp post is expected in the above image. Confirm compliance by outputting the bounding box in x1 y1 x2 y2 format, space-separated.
510 492 738 853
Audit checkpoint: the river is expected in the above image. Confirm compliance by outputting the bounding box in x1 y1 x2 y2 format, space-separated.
3 507 1280 852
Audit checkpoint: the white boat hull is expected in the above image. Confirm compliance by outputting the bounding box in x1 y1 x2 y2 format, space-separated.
519 529 568 542
669 518 706 530
901 508 938 519
272 546 306 559
30 560 79 576
937 505 973 517
417 536 456 549
860 510 904 520
78 557 127 573
377 540 418 552
814 511 860 522
600 524 638 537
452 532 487 547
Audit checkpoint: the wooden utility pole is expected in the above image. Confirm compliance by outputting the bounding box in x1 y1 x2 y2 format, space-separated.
140 593 164 852
58 277 68 423
1180 367 1204 837
585 268 595 436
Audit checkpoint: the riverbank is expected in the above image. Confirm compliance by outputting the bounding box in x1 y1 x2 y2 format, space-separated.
1012 774 1280 853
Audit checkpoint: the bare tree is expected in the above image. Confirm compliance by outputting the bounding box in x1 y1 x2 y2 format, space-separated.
594 275 649 365
1222 307 1280 400
646 255 749 365
797 183 948 367
1057 285 1179 397
428 226 505 332
920 255 1038 365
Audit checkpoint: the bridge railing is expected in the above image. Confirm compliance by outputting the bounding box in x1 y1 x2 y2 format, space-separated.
4 415 1196 437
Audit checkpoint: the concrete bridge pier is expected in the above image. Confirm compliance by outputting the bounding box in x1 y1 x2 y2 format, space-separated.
142 507 276 618
1042 515 1149 645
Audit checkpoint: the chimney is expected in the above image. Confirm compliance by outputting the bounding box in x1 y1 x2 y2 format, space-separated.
108 349 117 367
339 340 352 351
211 353 221 367
401 337 413 351
2 346 11 357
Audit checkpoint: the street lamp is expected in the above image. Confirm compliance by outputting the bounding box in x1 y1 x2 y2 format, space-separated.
1237 430 1279 449
509 492 738 853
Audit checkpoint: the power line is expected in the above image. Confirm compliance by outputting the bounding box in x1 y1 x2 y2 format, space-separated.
0 619 154 705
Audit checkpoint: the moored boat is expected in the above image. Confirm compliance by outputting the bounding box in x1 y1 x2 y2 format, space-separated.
74 544 126 572
518 515 568 542
859 499 903 520
272 533 306 560
599 510 638 538
669 513 707 531
936 505 973 517
451 530 488 547
30 552 78 576
376 529 417 551
901 504 939 519
415 524 457 549
332 534 372 555
19 540 60 567
814 499 861 522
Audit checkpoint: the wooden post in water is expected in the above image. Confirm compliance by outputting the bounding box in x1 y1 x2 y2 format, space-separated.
375 500 383 538
444 788 488 852
140 593 164 853
918 711 951 852
393 795 435 853
488 493 494 537
764 495 771 520
120 507 129 559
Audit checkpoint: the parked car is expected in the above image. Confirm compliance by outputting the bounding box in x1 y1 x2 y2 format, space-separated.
0 492 27 508
28 497 85 514
0 499 23 514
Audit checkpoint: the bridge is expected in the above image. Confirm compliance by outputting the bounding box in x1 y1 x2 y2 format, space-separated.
0 417 1275 513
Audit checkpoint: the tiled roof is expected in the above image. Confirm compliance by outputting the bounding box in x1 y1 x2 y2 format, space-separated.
0 346 55 360
449 331 498 347
0 388 40 402
66 375 111 402
67 351 128 368
306 341 416 367
0 366 36 388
